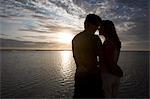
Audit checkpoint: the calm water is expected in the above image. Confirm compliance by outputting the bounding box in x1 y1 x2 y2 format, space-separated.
1 51 149 98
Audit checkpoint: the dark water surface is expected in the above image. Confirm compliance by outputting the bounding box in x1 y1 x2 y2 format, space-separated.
1 51 149 98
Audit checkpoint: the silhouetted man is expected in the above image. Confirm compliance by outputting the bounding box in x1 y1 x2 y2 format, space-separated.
72 14 104 98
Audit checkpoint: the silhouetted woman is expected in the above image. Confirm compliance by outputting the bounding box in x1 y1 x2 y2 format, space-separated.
98 20 123 98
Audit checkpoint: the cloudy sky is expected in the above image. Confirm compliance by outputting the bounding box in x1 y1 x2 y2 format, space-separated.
0 0 149 51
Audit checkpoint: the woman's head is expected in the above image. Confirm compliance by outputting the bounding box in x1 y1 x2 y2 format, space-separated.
99 20 119 40
99 20 121 48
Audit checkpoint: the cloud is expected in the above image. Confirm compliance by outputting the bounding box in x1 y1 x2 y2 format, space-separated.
19 28 50 34
115 22 136 32
0 38 52 48
122 40 149 51
0 0 149 50
0 38 71 50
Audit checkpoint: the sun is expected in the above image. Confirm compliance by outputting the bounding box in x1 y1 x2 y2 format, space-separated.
57 32 74 44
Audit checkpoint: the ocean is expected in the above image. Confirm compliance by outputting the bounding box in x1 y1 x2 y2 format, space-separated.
1 51 149 98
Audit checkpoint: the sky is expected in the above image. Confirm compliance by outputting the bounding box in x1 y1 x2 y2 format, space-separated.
0 0 149 51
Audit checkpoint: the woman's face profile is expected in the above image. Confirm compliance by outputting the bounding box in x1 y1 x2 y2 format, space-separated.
99 26 105 35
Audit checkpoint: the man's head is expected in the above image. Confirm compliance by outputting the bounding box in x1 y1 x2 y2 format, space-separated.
84 14 102 34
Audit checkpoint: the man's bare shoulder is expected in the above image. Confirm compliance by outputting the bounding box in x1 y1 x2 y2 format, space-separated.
72 32 85 42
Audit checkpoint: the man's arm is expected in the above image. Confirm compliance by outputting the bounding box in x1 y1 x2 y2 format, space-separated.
72 39 89 72
94 35 103 66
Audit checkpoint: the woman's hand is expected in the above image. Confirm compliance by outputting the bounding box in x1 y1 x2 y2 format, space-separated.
110 65 123 77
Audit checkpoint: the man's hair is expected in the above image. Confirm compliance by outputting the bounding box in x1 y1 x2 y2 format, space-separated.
84 14 102 28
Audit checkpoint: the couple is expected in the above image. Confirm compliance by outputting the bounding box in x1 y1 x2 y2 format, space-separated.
72 14 123 98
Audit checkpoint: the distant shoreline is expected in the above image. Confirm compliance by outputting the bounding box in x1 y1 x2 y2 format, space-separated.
0 49 149 52
0 49 71 51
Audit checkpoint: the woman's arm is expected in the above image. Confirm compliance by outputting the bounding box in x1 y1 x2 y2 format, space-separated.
104 41 123 77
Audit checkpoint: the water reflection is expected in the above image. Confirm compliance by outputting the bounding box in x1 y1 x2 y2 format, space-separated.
60 51 72 80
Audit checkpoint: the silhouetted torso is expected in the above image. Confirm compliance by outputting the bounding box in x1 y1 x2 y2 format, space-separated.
72 31 104 98
101 39 123 77
73 31 98 72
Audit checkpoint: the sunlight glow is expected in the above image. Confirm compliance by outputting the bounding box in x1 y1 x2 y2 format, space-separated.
57 32 74 44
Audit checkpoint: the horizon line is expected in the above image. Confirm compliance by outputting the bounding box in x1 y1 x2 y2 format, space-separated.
0 48 149 52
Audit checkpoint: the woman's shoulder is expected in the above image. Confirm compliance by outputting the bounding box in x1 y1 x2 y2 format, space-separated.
104 39 114 47
103 39 121 49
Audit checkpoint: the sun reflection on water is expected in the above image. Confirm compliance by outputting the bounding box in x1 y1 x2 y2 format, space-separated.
60 51 73 80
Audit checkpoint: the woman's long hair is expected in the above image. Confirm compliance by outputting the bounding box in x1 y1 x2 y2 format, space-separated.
101 20 121 49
